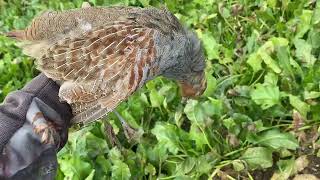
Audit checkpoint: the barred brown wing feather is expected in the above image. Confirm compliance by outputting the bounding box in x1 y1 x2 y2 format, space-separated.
37 21 157 124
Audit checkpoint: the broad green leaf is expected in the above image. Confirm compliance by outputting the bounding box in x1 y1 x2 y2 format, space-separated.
85 132 108 158
175 157 196 175
144 163 156 176
247 53 262 72
296 10 313 38
194 153 215 175
199 31 220 60
121 110 140 129
294 39 316 67
111 160 131 180
109 147 123 164
59 156 92 180
96 155 112 174
241 147 273 170
203 70 217 96
267 0 276 8
289 95 310 117
184 100 206 126
151 122 181 154
276 46 294 78
259 51 281 73
313 1 320 25
304 91 320 100
222 118 240 135
250 129 298 150
207 97 224 116
309 31 320 49
264 72 278 86
271 37 289 47
232 160 245 172
271 159 295 180
149 89 164 108
146 142 168 163
138 0 150 7
84 170 95 180
251 84 280 109
174 176 194 180
189 124 208 150
246 30 260 53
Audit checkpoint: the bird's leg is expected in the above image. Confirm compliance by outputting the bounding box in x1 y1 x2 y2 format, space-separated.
113 110 138 142
103 120 121 147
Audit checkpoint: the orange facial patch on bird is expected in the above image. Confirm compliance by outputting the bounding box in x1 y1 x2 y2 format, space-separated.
179 82 198 97
179 74 207 97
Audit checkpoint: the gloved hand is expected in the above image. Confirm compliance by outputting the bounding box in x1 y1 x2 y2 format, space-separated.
0 73 73 180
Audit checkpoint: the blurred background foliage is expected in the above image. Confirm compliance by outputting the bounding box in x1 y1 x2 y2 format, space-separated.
1 0 320 179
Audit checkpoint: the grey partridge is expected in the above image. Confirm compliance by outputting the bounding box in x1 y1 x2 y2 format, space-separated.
6 4 206 124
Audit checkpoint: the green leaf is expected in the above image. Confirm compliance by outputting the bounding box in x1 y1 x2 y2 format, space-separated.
199 31 220 60
296 10 313 38
241 147 273 170
259 51 281 74
276 46 294 78
146 142 168 163
207 97 224 116
184 100 206 126
289 95 310 117
111 160 131 180
250 129 299 150
184 98 219 127
96 155 112 174
304 91 320 100
264 72 278 86
84 170 95 180
294 39 316 67
251 84 280 109
109 147 123 164
313 1 320 25
272 159 295 180
58 156 92 180
203 70 217 96
270 37 289 47
144 163 156 176
189 124 208 150
232 160 245 171
85 132 108 158
151 122 182 154
138 0 150 7
175 157 196 175
247 53 262 72
121 110 140 129
194 153 215 175
149 89 164 108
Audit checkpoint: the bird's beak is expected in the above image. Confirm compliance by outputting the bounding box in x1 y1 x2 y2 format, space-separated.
179 73 207 98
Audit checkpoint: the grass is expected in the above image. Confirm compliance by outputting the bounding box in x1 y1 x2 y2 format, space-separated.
1 0 320 179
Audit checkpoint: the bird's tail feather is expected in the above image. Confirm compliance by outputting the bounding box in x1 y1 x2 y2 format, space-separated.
5 30 25 40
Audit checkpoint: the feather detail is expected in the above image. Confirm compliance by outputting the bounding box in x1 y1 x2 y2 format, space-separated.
5 30 26 40
35 20 157 124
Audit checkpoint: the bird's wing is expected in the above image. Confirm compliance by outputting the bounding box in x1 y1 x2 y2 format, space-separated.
37 21 157 124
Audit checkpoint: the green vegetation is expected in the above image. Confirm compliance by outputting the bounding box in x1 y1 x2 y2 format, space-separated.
1 0 320 179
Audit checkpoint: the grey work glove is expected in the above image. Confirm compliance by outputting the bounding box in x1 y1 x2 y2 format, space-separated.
0 73 73 180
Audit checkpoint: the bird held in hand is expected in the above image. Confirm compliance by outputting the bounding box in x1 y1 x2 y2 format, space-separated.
6 3 207 124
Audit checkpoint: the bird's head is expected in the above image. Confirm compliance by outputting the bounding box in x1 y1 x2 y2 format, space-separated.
177 32 206 97
160 29 207 98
